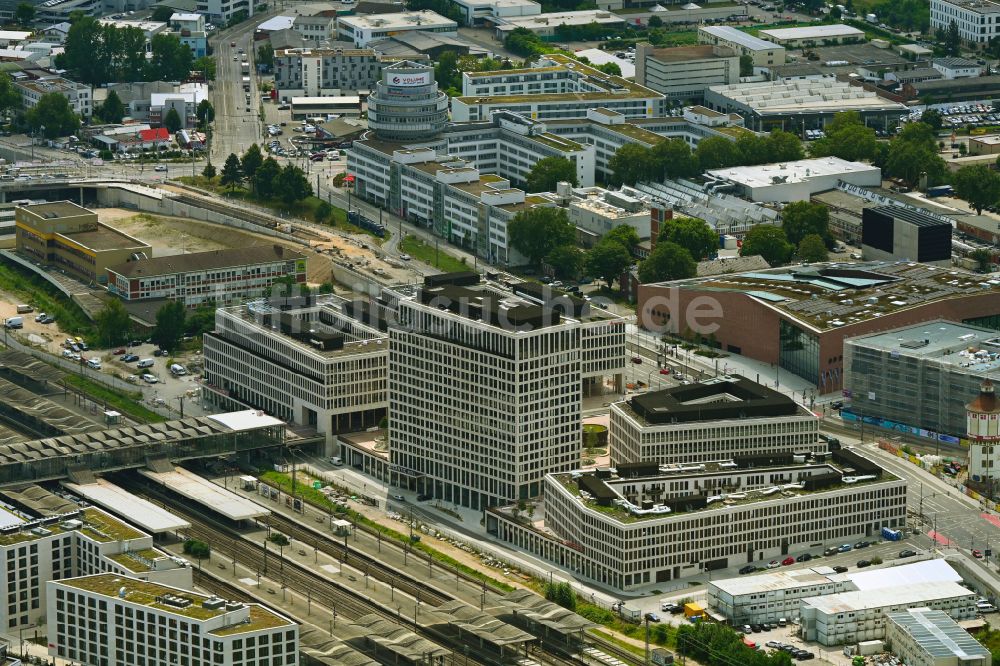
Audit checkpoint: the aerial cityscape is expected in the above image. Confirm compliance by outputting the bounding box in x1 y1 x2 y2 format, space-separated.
0 0 995 664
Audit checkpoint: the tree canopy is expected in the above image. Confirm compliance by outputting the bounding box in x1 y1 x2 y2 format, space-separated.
884 122 948 187
609 143 658 186
952 165 1000 214
152 300 186 352
97 90 125 124
545 244 583 280
798 234 829 263
605 225 640 254
637 241 697 284
810 111 879 162
220 153 243 190
254 157 281 198
95 299 131 348
163 107 182 133
585 238 633 288
26 93 79 138
658 216 717 261
241 144 264 187
740 225 793 267
61 17 149 84
525 156 578 192
149 33 194 81
509 207 576 265
780 201 831 247
275 164 313 204
695 136 741 170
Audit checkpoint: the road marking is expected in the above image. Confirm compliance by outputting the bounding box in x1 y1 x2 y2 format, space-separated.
982 513 1000 529
929 530 952 545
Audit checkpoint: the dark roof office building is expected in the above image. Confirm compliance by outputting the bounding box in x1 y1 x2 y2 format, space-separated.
861 206 952 266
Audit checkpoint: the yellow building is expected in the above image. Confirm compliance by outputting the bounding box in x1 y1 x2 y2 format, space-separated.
15 201 151 285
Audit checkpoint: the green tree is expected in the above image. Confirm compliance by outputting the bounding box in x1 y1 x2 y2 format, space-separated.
152 300 186 352
638 241 696 283
241 143 264 188
767 129 804 162
609 143 658 186
219 153 243 191
14 2 33 24
606 225 640 254
151 5 174 21
255 156 281 198
182 539 210 560
546 244 583 280
193 56 216 81
740 225 793 266
652 138 700 179
946 20 961 55
658 216 717 261
94 299 131 347
586 238 633 288
648 14 663 27
810 112 879 162
434 50 460 91
970 248 993 273
695 136 741 170
0 72 20 117
921 108 944 131
886 122 948 187
25 93 79 138
202 161 216 179
275 164 312 204
185 305 216 336
543 582 576 611
797 233 829 262
256 43 274 70
98 90 125 123
781 201 831 247
595 62 621 76
952 164 1000 214
525 156 578 192
508 207 575 266
739 54 754 77
61 16 106 84
196 99 214 128
148 33 193 81
163 107 182 133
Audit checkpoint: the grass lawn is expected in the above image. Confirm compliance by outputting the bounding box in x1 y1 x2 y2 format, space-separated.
0 259 93 336
400 236 470 273
63 374 167 423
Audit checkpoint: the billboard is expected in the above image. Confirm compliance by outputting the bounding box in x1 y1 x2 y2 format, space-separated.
387 71 431 87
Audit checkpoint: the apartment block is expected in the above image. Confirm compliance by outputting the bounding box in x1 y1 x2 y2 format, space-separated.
387 272 625 509
0 506 190 632
106 245 307 308
203 297 387 437
48 574 296 666
488 447 906 591
274 47 400 98
610 377 823 466
292 13 336 42
15 76 91 118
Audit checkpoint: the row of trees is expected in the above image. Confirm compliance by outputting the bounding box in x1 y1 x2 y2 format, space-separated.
739 201 834 267
96 298 215 352
677 622 793 666
58 15 193 85
218 145 314 205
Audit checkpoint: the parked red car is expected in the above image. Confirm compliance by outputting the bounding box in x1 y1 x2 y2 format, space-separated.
659 368 670 375
781 557 795 566
112 348 126 355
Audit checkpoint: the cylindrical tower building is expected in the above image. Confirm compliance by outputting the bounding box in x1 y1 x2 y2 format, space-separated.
367 61 449 141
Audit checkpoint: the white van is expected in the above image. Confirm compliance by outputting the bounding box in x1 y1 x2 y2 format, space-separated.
3 316 22 329
86 358 102 370
169 363 186 376
137 358 154 368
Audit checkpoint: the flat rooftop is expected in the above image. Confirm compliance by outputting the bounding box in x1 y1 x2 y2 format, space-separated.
707 157 877 188
64 479 191 534
656 262 1000 333
0 506 145 547
759 24 864 41
625 376 802 425
108 245 304 278
937 0 1000 12
62 225 149 251
494 9 623 28
708 79 907 114
338 10 456 28
645 45 730 62
846 321 1000 374
19 201 92 219
60 574 292 634
137 467 269 521
700 25 780 50
802 581 972 614
887 608 992 660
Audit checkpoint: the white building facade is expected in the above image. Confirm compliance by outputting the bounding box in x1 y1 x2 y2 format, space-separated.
930 0 1000 45
336 11 457 47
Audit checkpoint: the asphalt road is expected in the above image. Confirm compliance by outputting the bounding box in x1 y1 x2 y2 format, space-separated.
209 23 264 160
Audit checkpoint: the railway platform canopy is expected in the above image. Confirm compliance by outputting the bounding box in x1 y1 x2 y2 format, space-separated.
349 614 450 665
298 628 379 666
64 477 191 533
138 466 269 521
425 600 536 661
492 589 596 645
0 410 299 487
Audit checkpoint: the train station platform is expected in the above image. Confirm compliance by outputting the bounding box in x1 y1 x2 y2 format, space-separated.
138 466 270 521
64 478 191 533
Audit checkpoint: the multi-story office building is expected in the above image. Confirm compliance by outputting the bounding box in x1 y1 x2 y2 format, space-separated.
488 447 906 590
698 26 785 67
387 272 624 509
15 202 151 285
0 506 190 632
367 60 449 141
336 11 457 47
195 0 252 25
635 44 740 102
48 573 297 666
930 0 1000 45
610 377 823 465
203 297 387 437
885 608 991 666
273 48 415 98
106 245 307 308
15 76 91 118
844 321 1000 439
800 582 976 646
450 0 539 26
452 54 667 121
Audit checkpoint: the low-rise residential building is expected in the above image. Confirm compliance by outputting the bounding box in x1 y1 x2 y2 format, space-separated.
48 574 297 666
885 608 991 666
636 43 740 102
169 12 207 57
453 53 667 121
490 9 624 38
15 202 151 285
800 582 976 645
698 25 785 67
336 11 458 47
930 0 1000 45
293 12 336 42
203 297 387 437
15 76 91 118
106 245 307 308
932 57 983 78
488 446 907 591
450 0 540 25
757 24 864 47
610 377 822 465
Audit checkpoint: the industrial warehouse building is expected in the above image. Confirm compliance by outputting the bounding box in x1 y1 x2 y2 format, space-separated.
488 445 906 591
609 376 822 465
885 608 991 666
705 157 882 202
